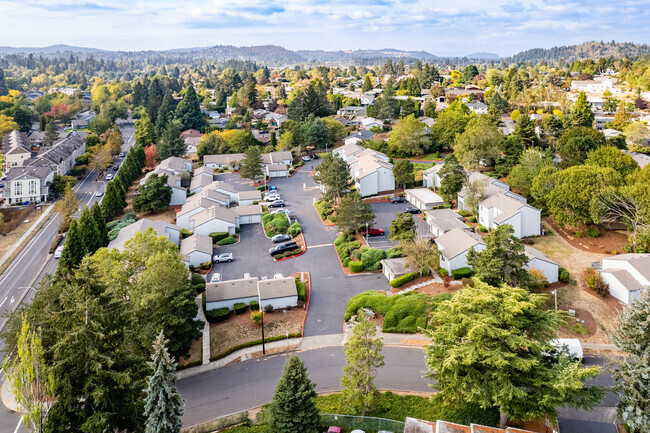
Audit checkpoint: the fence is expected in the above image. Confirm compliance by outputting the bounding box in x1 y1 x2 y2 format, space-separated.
320 414 405 433
180 410 249 433
0 203 38 235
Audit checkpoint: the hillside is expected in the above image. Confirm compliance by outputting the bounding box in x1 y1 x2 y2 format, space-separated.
297 48 437 63
0 44 105 54
508 41 650 63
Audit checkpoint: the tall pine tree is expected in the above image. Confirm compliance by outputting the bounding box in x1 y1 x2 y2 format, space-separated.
78 206 101 254
143 331 184 433
157 120 186 159
101 180 126 221
175 85 203 131
156 90 176 136
57 219 86 277
268 356 320 433
0 68 8 96
90 202 108 247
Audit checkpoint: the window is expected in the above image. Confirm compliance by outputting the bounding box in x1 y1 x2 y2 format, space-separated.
28 180 37 195
14 182 22 196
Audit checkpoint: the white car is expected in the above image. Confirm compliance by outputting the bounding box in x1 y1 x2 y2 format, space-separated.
210 273 222 283
95 191 103 197
264 194 281 201
270 209 292 215
54 246 63 259
106 173 113 180
213 252 234 263
301 156 311 161
273 273 284 279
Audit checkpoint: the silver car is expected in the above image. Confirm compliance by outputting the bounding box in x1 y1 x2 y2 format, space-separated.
213 253 234 263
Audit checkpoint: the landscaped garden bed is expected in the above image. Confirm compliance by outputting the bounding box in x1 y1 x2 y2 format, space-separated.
334 232 401 275
314 199 337 226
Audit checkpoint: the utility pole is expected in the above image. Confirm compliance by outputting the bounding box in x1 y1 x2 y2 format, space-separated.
261 308 266 355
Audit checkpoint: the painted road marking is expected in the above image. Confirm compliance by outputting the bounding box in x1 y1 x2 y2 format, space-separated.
309 244 332 248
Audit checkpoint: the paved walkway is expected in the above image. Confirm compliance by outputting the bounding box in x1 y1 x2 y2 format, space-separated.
0 204 54 269
195 295 210 365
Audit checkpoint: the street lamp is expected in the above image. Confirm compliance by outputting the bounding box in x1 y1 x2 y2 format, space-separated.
260 306 266 355
365 222 369 246
551 289 557 311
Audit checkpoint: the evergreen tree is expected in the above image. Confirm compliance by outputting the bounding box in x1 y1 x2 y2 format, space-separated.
157 120 186 159
467 224 530 288
610 289 650 432
362 75 372 92
239 145 264 182
313 153 351 204
147 77 164 124
306 117 327 149
388 213 416 242
611 102 631 131
78 206 101 254
44 118 59 145
134 174 173 213
496 134 525 177
423 100 437 118
135 112 156 147
438 153 466 202
340 310 384 416
270 131 277 148
143 331 184 433
393 159 414 189
90 202 109 247
156 90 176 136
268 356 320 433
57 219 87 277
0 68 8 96
101 180 126 221
570 91 595 127
513 114 539 148
336 192 375 233
132 81 148 108
424 280 604 427
175 86 204 131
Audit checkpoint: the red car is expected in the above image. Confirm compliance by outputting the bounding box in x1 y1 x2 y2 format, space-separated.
327 428 343 433
362 227 385 236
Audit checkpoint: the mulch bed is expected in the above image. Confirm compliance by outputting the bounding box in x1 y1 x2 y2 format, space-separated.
545 218 628 254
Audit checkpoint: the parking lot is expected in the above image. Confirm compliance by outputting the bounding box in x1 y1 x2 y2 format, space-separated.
365 201 430 249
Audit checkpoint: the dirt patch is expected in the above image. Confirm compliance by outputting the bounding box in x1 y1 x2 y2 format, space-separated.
178 337 202 367
209 307 304 358
545 217 628 254
0 205 46 254
414 282 463 297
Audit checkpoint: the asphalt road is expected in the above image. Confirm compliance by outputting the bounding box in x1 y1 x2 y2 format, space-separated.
0 118 135 433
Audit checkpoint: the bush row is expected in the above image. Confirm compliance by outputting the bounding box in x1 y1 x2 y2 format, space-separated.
209 231 230 243
274 248 303 260
390 271 419 288
217 236 236 246
452 267 472 280
209 333 303 362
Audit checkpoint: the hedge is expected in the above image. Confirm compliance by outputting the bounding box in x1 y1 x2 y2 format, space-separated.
209 232 230 243
180 228 193 239
452 267 472 280
334 233 347 246
361 248 385 271
385 247 402 259
205 307 230 323
342 257 351 267
200 262 211 270
296 280 306 301
250 300 259 310
209 333 303 361
191 273 205 285
217 236 236 246
438 268 448 277
349 261 364 273
559 267 570 282
390 271 419 288
288 221 302 237
234 302 247 315
457 210 471 217
194 283 206 294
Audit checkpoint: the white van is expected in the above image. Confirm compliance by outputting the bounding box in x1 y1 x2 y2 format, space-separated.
54 246 64 259
551 338 583 360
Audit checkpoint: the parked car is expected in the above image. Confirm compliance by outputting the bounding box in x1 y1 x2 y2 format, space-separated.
112 165 119 171
268 185 278 191
264 194 281 202
327 427 343 433
273 273 284 279
269 241 298 256
270 209 292 215
310 154 319 160
54 245 64 259
119 152 125 157
210 273 222 283
361 227 385 236
272 234 292 243
301 155 311 161
105 173 113 180
390 196 406 203
403 207 420 214
95 191 103 197
213 252 234 263
0 183 5 188
268 200 285 208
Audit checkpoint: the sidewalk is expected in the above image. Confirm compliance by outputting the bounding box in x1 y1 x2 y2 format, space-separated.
0 204 54 269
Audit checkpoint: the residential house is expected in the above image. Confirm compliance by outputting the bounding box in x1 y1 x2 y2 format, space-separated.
205 276 298 312
266 163 289 178
2 130 32 171
180 129 203 156
107 219 181 251
3 165 53 204
258 277 299 311
380 257 410 281
27 130 45 146
337 106 367 118
524 245 559 284
466 102 488 114
231 204 263 225
189 167 215 194
190 206 238 236
332 142 364 162
28 132 85 175
141 168 187 206
157 156 192 176
346 149 395 197
180 233 213 267
204 153 245 170
70 111 95 129
176 188 231 228
360 117 383 131
424 209 471 238
594 116 614 130
478 193 541 238
435 227 486 274
457 172 509 212
599 254 650 304
262 151 293 166
405 188 444 211
570 77 619 94
421 164 443 188
211 181 240 202
344 130 375 146
238 189 262 206
623 150 650 168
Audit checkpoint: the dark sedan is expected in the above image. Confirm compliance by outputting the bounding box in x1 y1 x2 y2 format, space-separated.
390 196 406 203
403 207 421 214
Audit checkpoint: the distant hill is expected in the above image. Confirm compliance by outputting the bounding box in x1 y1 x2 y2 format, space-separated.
297 48 437 63
161 45 304 65
0 44 105 54
508 41 650 63
465 52 500 59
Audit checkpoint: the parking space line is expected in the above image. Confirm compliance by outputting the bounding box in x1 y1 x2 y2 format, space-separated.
309 243 332 248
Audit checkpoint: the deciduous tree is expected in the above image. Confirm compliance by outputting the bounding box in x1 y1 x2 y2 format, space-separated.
393 159 414 189
401 237 439 276
145 145 159 170
454 116 502 169
336 192 375 233
388 114 427 156
585 146 639 178
55 183 79 233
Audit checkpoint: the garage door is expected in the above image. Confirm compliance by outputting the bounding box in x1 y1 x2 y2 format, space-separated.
239 215 253 224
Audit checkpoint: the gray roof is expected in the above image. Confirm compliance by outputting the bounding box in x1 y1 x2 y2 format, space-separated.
267 163 288 172
108 219 181 252
231 204 262 216
602 269 642 293
523 245 556 265
262 151 292 164
602 253 650 282
190 173 214 191
212 181 238 193
335 142 364 156
380 257 410 277
435 227 485 260
203 153 244 166
3 130 30 154
180 233 213 256
481 193 530 224
193 165 214 176
30 133 84 166
238 190 261 200
205 277 259 302
190 206 237 227
406 188 444 205
426 212 471 234
158 156 190 173
347 130 375 141
422 163 443 175
258 277 297 300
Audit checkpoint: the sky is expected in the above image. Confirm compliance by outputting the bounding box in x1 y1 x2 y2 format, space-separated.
0 0 649 56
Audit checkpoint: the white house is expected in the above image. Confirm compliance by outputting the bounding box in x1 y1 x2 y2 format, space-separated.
424 209 471 237
333 142 364 163
28 132 85 176
351 155 395 197
176 189 231 229
141 169 187 206
262 151 293 167
108 219 181 251
190 206 238 236
435 227 486 274
570 77 619 94
3 165 53 204
457 172 510 212
158 156 192 175
344 130 375 146
258 277 299 311
204 153 245 170
211 181 240 203
599 254 650 304
189 170 215 194
238 190 262 206
71 111 95 129
466 102 488 114
360 117 383 131
232 204 263 225
180 233 213 267
524 245 559 284
2 130 32 171
405 188 444 211
380 257 410 282
205 277 260 311
266 163 289 178
422 164 443 188
478 193 541 238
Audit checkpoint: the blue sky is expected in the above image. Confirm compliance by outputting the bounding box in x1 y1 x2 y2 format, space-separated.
0 0 649 56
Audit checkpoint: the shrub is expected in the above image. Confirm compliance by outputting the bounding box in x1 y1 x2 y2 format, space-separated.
572 323 589 335
194 283 206 293
457 210 471 217
264 304 273 313
250 311 262 324
398 315 417 333
209 232 229 243
586 227 601 238
382 312 398 331
288 221 302 237
451 267 472 280
559 267 570 282
469 216 477 223
69 165 87 177
234 302 247 315
438 268 448 277
180 228 193 239
334 233 347 246
342 257 351 267
390 271 419 288
328 215 337 223
250 300 259 311
205 307 230 323
296 280 306 301
477 224 487 233
191 273 205 286
349 261 364 273
461 277 474 287
256 185 266 191
385 247 402 258
199 262 211 270
527 269 549 292
361 248 385 271
583 267 609 297
575 230 585 238
415 316 427 330
217 236 236 246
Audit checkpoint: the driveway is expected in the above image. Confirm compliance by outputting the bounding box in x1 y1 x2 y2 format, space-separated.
208 163 393 336
366 201 430 249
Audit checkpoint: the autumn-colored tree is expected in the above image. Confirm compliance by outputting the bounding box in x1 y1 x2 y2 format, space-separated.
106 127 123 156
145 145 159 170
0 114 19 136
45 104 72 122
89 144 113 173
